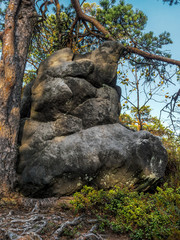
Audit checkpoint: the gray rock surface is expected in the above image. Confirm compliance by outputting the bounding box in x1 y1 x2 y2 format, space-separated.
18 41 168 197
35 48 74 87
74 41 125 87
18 124 167 196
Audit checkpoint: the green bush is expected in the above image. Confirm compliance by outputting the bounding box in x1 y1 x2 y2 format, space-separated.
71 184 180 240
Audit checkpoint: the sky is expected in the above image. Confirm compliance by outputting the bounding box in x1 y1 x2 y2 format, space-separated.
72 0 180 128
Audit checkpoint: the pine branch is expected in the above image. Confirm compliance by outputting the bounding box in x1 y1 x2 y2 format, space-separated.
127 46 180 67
71 0 114 40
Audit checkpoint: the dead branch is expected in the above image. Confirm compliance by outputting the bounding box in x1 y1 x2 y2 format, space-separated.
172 89 180 111
161 89 180 113
80 233 103 240
160 89 180 132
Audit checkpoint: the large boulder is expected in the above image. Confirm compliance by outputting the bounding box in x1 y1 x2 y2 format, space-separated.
18 41 168 197
18 124 167 197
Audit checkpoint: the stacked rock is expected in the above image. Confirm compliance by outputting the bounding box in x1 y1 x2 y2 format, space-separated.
18 42 167 197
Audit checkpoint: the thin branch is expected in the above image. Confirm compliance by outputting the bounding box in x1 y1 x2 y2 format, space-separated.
70 1 180 68
172 89 180 111
160 89 180 132
54 0 60 15
39 0 52 19
80 0 86 6
27 59 38 70
121 95 137 109
68 16 79 47
82 20 106 39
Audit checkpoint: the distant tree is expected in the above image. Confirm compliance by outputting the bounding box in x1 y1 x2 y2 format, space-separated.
120 106 152 131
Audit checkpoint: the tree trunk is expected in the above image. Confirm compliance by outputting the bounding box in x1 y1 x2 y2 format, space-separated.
0 0 37 189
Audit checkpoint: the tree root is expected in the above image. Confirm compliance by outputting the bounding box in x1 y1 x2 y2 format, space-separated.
0 205 105 240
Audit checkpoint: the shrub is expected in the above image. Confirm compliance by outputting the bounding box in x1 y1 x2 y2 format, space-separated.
71 184 180 240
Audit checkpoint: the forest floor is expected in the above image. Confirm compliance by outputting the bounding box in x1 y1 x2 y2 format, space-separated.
0 196 130 240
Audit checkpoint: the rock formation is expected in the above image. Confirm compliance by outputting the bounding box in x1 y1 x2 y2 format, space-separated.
18 41 168 197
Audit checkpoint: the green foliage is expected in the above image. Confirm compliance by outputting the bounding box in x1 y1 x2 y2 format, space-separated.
26 2 74 73
98 0 148 40
62 226 79 238
120 106 152 131
71 185 180 240
163 134 180 188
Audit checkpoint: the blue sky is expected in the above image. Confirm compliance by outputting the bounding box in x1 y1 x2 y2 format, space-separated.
120 0 180 60
120 0 180 124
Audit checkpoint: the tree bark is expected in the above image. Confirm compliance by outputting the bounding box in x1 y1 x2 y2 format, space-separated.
0 0 37 189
